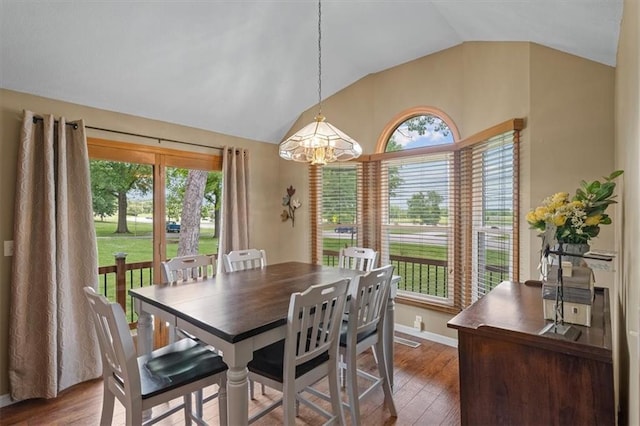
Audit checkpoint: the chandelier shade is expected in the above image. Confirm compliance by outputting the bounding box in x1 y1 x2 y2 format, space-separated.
279 114 362 165
278 0 362 166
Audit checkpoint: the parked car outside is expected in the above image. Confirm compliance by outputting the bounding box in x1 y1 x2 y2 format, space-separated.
334 226 356 234
166 221 181 233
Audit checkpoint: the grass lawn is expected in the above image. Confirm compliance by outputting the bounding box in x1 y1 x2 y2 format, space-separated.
95 219 217 266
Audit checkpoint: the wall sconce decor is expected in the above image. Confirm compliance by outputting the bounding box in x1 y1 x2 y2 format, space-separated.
281 185 301 227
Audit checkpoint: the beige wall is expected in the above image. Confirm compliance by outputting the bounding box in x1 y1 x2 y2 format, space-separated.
615 0 640 423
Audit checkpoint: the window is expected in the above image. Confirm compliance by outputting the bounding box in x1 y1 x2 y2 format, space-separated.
380 151 455 305
310 162 361 266
385 114 455 151
88 138 221 324
459 131 517 303
311 110 522 312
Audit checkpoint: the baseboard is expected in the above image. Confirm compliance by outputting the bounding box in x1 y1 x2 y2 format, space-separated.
395 324 458 348
0 393 14 408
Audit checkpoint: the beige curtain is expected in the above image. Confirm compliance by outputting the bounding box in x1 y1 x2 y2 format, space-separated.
9 111 101 400
218 147 250 260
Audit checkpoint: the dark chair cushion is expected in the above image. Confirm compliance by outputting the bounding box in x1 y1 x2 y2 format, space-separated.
248 339 329 384
338 320 378 347
136 338 227 399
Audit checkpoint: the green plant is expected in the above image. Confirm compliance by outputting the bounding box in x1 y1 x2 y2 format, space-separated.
526 170 623 244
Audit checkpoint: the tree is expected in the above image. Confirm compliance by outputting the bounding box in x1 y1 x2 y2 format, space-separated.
322 167 357 224
177 170 208 256
92 189 116 221
385 136 403 197
405 115 450 137
166 169 188 221
407 191 443 225
203 173 222 238
90 160 152 233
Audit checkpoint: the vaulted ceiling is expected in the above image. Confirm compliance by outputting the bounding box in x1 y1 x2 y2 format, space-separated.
0 1 623 143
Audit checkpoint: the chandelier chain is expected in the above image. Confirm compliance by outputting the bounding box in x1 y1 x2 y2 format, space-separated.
317 0 322 114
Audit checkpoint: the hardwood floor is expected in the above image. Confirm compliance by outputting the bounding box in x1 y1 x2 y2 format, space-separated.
0 333 460 425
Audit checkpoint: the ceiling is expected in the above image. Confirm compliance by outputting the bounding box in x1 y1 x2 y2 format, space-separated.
0 1 623 144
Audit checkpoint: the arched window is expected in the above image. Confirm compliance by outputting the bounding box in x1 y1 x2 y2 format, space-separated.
376 107 460 153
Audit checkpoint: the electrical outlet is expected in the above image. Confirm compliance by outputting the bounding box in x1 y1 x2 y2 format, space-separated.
414 315 423 330
4 240 14 257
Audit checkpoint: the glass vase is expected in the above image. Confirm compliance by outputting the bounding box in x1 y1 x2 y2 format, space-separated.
558 243 590 266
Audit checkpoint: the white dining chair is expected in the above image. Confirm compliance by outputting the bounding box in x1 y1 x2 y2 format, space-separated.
337 246 380 374
222 248 267 273
160 254 218 416
307 265 397 424
247 279 350 425
161 254 216 343
83 287 227 426
338 247 378 272
161 254 216 284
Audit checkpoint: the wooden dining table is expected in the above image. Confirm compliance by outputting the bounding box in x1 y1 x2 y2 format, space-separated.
130 261 397 426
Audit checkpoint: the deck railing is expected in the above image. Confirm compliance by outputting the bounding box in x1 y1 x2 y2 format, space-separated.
99 251 508 327
322 250 508 298
323 250 449 296
97 253 153 326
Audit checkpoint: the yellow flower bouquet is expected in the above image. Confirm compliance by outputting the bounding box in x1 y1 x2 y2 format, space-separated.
526 170 623 244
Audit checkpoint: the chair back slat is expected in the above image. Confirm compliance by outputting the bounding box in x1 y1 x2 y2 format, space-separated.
349 265 394 338
338 247 378 272
162 254 216 283
223 249 267 272
286 279 349 368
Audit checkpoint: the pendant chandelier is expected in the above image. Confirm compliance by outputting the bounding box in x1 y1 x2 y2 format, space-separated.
279 0 362 166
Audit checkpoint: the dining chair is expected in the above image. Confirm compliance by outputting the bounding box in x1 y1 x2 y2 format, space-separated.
307 265 397 424
338 247 378 272
161 254 219 414
247 279 350 425
337 246 380 376
83 287 228 426
161 254 216 284
161 254 216 343
222 248 267 273
342 264 396 424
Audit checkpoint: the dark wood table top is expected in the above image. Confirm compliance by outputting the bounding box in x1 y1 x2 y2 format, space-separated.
130 262 364 344
447 281 612 363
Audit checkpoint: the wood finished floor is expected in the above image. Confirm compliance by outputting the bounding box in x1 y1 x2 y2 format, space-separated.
0 333 460 425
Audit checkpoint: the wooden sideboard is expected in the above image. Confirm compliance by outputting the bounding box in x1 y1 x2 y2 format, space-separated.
448 281 614 425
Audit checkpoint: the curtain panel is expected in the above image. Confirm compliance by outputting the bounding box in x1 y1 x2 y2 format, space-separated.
218 147 250 263
9 111 101 400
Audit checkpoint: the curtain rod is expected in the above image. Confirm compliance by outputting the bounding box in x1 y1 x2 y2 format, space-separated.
31 116 224 151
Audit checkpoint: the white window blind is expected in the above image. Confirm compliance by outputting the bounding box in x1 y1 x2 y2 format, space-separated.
380 153 454 305
310 163 360 266
459 131 516 304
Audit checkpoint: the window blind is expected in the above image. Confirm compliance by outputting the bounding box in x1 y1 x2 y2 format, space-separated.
309 162 360 266
380 152 455 306
458 131 517 305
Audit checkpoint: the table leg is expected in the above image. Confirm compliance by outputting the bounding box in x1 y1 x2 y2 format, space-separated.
134 301 153 356
222 342 253 426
